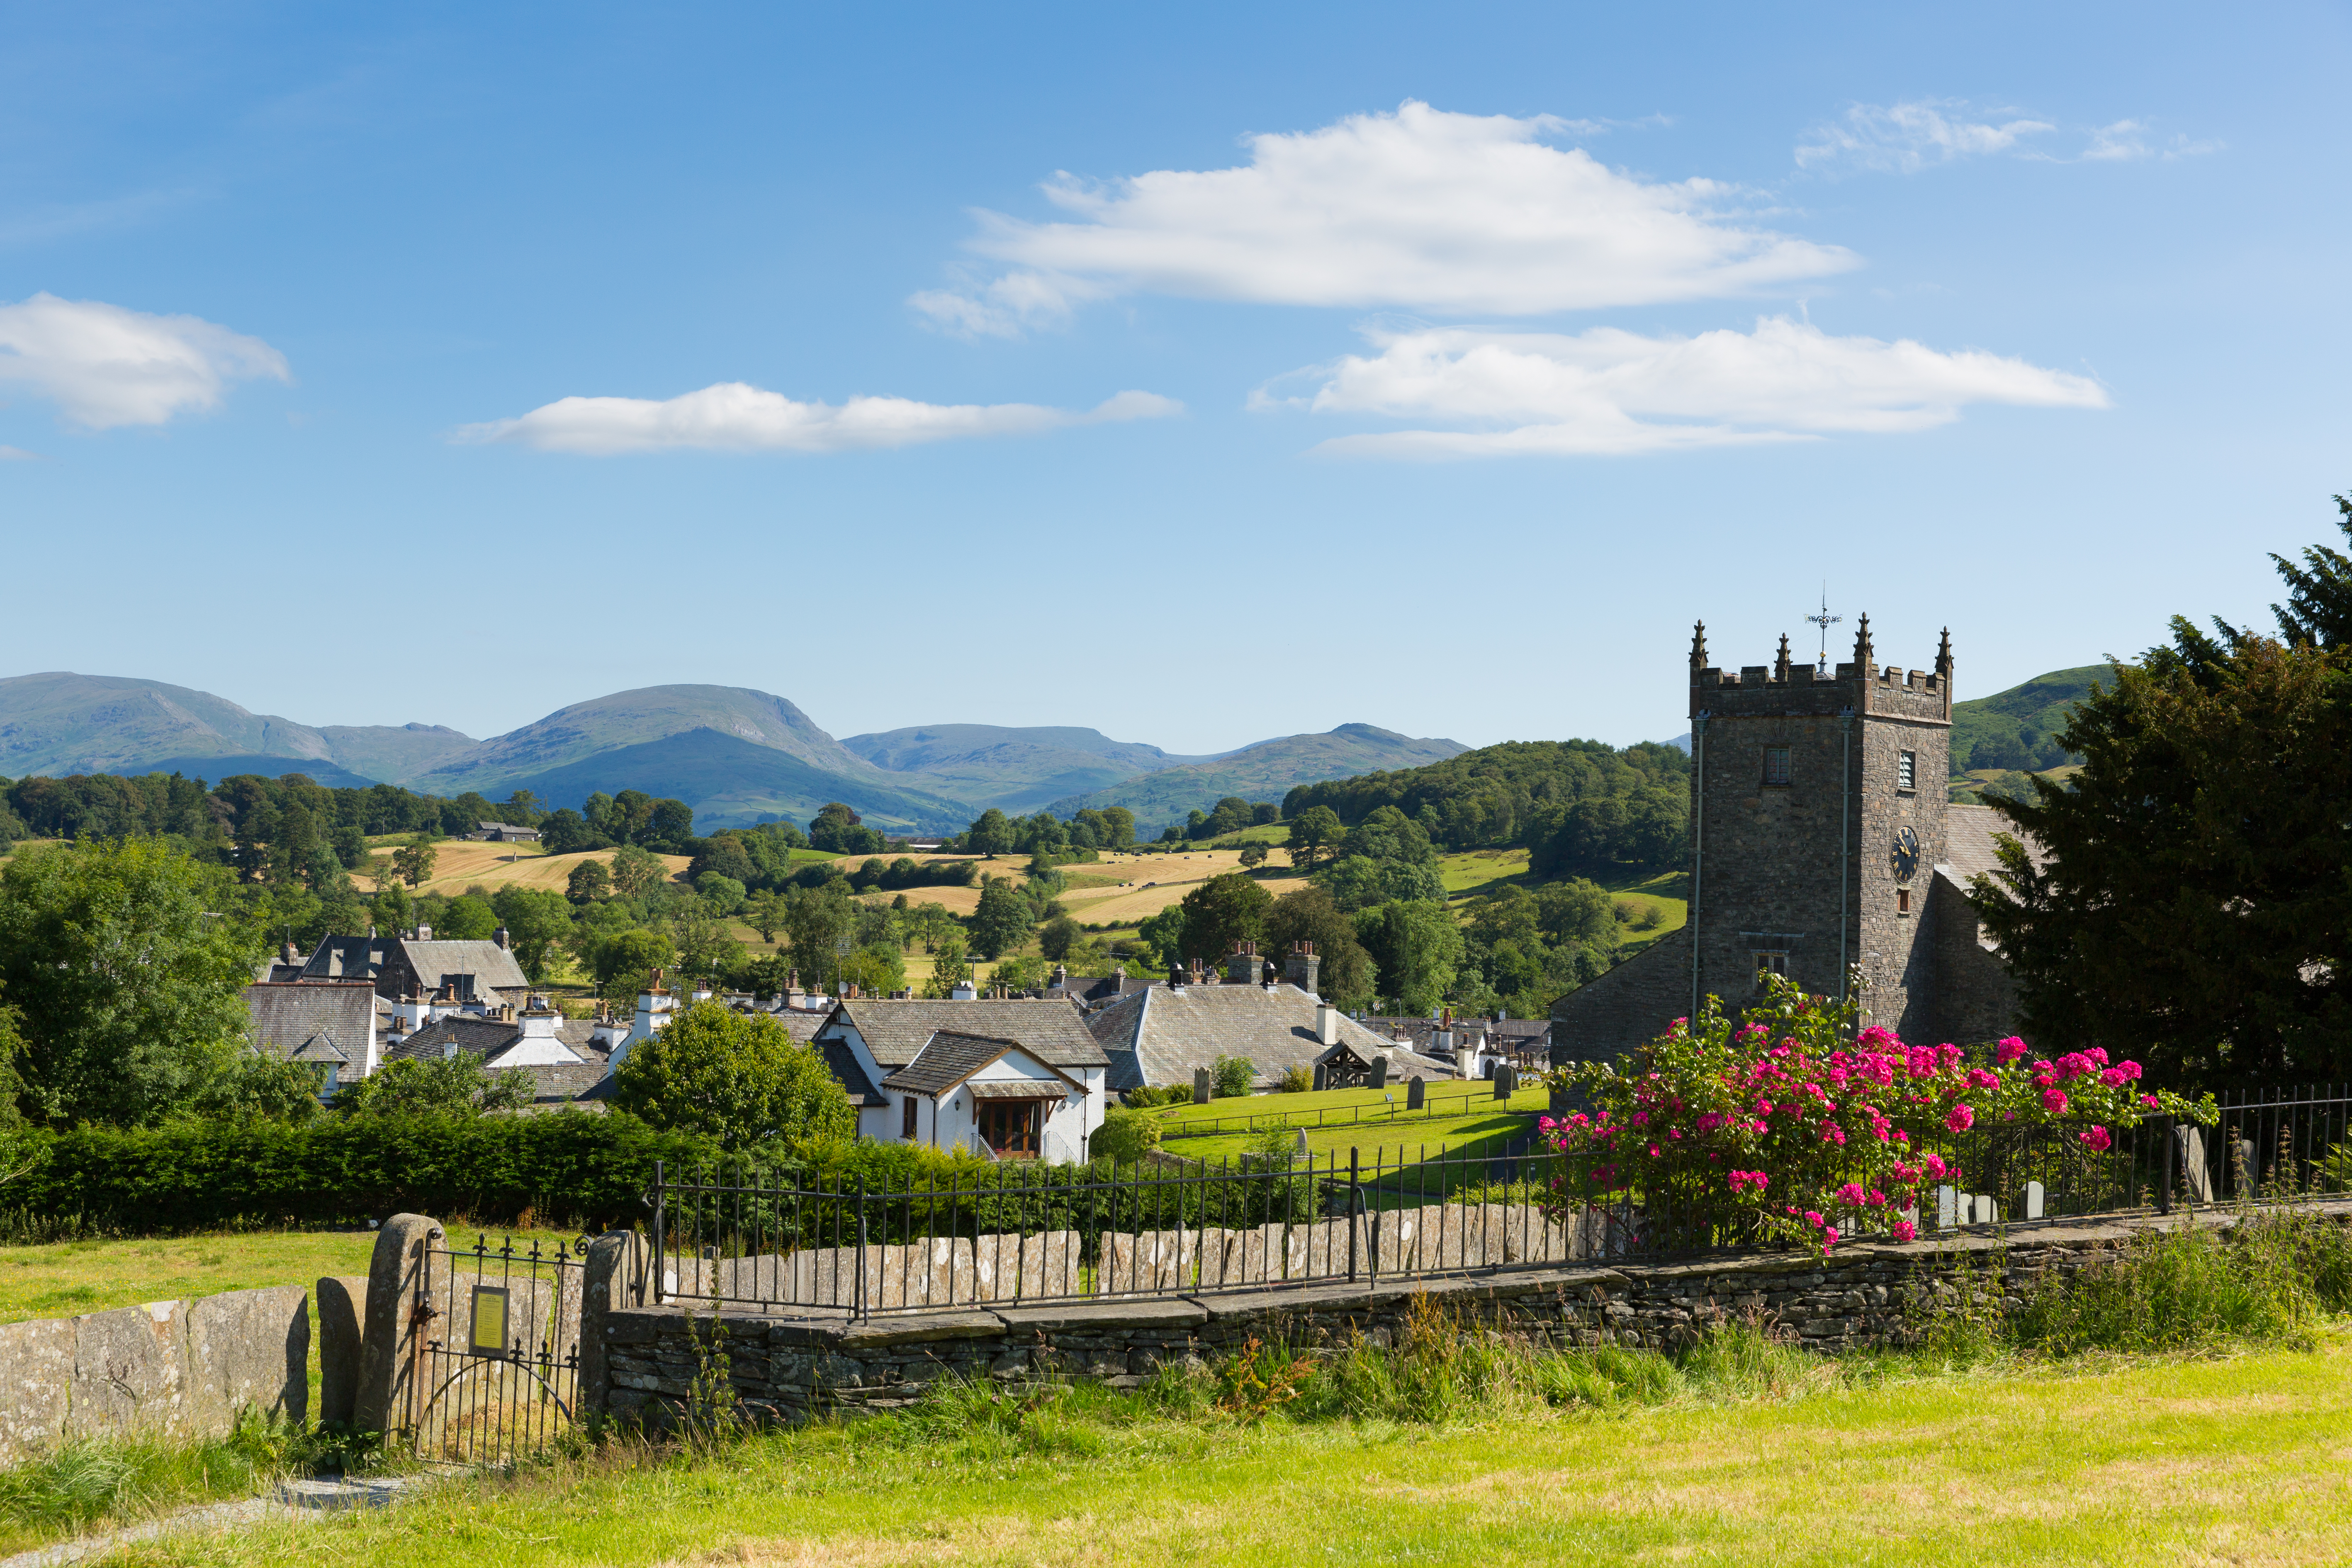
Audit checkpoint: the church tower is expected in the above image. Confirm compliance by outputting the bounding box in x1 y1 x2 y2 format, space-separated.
1686 617 1954 1037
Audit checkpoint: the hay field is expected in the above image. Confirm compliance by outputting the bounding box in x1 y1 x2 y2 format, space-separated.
355 841 692 896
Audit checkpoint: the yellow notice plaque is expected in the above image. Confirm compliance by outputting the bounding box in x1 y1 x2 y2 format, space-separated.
469 1285 511 1359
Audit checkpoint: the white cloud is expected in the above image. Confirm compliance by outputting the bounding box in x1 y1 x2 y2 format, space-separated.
458 383 1182 455
1797 100 2054 174
1264 318 2109 458
2082 119 2221 162
912 101 1857 335
0 293 289 429
0 446 41 461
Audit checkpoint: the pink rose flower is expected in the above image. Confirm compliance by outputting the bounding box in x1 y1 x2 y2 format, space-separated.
2079 1125 2113 1152
1891 1218 1917 1242
1836 1182 1867 1207
1996 1037 2029 1064
2043 1087 2069 1116
1946 1104 1974 1133
1967 1068 2001 1090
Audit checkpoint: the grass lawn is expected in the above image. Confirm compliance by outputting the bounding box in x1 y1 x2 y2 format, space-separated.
106 1338 2352 1566
1152 1082 1547 1134
1160 1107 1539 1167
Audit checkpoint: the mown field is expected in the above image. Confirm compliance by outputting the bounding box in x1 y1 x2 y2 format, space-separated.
89 1336 2352 1566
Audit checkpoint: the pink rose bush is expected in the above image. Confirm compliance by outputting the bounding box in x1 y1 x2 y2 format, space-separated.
1539 974 2209 1255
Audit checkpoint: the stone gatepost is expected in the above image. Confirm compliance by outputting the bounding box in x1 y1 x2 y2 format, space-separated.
353 1214 445 1434
579 1232 649 1416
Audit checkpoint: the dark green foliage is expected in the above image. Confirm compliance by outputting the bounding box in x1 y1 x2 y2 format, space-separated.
1286 738 1688 873
610 1002 856 1149
5 1113 715 1230
333 1055 534 1118
1974 610 2350 1084
808 802 886 855
2006 1212 2352 1356
969 876 1034 960
1177 873 1272 964
490 886 572 981
1090 1107 1160 1162
1039 914 1082 960
1211 1055 1254 1097
186 1052 327 1125
1353 898 1463 1015
0 840 260 1127
1261 884 1377 1007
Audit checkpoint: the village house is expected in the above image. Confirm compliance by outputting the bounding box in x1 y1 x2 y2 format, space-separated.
389 993 610 1108
240 979 380 1092
293 926 533 1015
810 997 1109 1161
464 820 542 843
1086 943 1452 1094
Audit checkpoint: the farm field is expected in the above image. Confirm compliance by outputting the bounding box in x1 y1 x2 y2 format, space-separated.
352 841 692 898
123 1338 2352 1566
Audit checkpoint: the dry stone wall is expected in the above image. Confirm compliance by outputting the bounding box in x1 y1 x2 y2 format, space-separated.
597 1205 2335 1427
0 1287 308 1465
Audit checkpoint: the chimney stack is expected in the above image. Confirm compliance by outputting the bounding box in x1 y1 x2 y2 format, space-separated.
415 924 432 941
492 926 511 951
1283 941 1321 996
1226 941 1264 986
1316 1003 1340 1047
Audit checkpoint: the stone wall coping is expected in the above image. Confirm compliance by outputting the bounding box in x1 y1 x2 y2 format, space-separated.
995 1299 1209 1333
837 1312 1009 1350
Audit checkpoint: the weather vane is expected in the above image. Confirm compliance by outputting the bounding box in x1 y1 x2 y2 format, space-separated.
1803 584 1841 675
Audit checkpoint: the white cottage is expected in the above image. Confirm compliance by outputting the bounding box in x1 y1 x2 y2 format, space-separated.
811 998 1109 1162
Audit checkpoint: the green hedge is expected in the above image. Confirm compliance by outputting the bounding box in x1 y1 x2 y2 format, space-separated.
10 1112 718 1233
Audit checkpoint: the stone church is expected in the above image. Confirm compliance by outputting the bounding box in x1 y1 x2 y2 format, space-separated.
1548 616 2029 1057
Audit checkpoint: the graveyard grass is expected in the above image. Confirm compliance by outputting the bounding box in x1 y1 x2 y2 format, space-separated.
95 1334 2352 1567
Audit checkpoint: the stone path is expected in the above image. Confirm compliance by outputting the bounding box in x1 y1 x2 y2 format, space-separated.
0 1475 415 1567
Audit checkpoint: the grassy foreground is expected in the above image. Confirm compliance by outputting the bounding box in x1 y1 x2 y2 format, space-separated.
87 1337 2352 1567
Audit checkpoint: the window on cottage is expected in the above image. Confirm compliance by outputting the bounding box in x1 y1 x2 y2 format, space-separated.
1763 746 1792 786
1752 951 1789 992
1897 750 1917 790
901 1095 919 1138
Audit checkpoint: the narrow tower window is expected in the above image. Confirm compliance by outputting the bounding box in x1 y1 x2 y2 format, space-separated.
1752 951 1789 991
1763 746 1792 786
1897 750 1917 791
902 1095 919 1138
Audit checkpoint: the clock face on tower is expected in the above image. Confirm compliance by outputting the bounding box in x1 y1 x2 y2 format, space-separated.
1890 826 1920 885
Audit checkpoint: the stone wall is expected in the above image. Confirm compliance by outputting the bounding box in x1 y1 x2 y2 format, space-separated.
597 1205 2327 1427
0 1287 308 1466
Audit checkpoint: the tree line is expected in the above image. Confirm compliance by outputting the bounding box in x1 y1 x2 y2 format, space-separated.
1280 737 1689 875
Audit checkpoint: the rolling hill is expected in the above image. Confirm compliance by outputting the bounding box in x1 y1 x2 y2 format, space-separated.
1044 724 1469 831
498 727 974 832
839 724 1212 814
1950 665 2107 773
0 672 473 783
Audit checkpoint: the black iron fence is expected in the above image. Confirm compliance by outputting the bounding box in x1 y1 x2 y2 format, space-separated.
1152 1083 1546 1141
646 1086 2352 1319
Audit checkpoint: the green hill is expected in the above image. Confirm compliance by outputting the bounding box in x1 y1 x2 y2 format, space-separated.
500 727 972 832
840 724 1209 814
1950 665 2107 774
0 671 473 782
1043 724 1468 831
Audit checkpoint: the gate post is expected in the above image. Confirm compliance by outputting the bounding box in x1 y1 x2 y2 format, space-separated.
353 1213 446 1434
579 1232 649 1417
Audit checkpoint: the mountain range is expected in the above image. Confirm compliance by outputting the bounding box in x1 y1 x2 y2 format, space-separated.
0 671 1465 834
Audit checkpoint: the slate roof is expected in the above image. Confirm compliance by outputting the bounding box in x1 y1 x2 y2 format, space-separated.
298 935 530 998
878 1031 1082 1099
400 939 530 995
1941 802 2049 885
381 1013 610 1106
243 982 376 1067
1364 1016 1551 1059
824 999 1107 1071
1087 982 1453 1092
386 1014 533 1065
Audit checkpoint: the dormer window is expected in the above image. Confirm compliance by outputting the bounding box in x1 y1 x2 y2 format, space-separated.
1763 747 1792 787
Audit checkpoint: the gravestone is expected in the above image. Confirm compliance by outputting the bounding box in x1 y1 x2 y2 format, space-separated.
2173 1125 2214 1203
316 1276 370 1428
1406 1077 1425 1110
1193 1068 1211 1105
1369 1056 1389 1091
1493 1065 1515 1099
1312 1063 1328 1092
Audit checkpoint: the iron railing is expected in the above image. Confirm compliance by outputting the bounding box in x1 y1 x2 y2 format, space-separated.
1151 1084 1547 1141
645 1086 2352 1319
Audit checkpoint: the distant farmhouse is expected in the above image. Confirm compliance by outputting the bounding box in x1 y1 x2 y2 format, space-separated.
465 820 541 843
1550 618 2033 1060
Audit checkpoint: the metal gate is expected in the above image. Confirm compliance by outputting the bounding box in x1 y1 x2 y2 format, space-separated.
404 1234 588 1463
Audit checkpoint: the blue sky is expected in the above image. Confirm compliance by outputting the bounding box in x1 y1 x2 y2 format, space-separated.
3 2 2347 756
